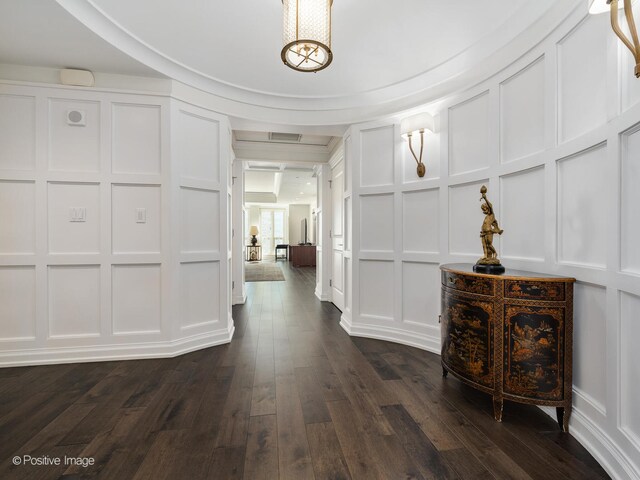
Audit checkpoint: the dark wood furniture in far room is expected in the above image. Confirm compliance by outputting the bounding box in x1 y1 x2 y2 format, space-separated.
275 244 289 260
439 263 575 432
289 244 316 267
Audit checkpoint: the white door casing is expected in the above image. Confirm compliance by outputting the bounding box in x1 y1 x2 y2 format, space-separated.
331 159 345 311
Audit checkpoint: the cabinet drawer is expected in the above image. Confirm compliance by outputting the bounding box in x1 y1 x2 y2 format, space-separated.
442 271 493 296
505 280 565 301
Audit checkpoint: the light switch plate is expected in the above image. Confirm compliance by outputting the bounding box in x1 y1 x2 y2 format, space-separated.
136 208 147 223
69 207 86 222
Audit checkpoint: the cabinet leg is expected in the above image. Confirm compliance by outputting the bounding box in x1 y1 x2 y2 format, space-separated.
442 367 448 378
493 398 503 422
556 407 571 433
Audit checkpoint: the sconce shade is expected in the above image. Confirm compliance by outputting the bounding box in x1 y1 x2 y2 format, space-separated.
401 112 435 138
282 0 333 72
249 226 259 236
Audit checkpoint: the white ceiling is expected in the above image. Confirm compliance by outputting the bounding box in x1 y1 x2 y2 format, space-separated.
80 0 540 97
244 165 316 206
278 169 317 206
1 0 574 124
0 0 159 77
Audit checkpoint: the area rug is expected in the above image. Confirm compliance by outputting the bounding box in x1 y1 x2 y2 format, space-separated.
245 262 285 282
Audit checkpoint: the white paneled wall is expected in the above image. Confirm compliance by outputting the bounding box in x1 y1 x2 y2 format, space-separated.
172 100 233 343
449 92 490 175
343 7 640 479
0 82 233 365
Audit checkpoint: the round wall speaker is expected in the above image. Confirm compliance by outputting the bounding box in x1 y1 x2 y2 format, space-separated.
66 109 86 126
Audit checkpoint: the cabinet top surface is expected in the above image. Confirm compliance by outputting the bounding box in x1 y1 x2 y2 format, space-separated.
440 263 575 282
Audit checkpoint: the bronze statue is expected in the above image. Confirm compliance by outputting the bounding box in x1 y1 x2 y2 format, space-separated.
474 185 505 274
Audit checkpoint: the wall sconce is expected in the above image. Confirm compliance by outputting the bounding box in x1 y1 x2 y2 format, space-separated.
401 112 434 178
249 225 259 245
590 0 640 77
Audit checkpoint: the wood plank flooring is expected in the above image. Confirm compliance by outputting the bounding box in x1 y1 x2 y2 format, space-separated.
0 261 609 479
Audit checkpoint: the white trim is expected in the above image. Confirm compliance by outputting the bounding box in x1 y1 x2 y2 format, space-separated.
340 317 441 355
314 287 330 302
570 408 640 480
0 326 234 368
232 293 247 305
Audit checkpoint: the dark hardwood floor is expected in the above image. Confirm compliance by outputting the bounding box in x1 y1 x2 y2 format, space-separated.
0 261 609 479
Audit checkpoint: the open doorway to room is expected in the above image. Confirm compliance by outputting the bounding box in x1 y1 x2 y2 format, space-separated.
231 130 339 304
243 163 317 282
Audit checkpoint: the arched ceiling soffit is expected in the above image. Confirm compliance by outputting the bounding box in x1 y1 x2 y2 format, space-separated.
57 0 582 124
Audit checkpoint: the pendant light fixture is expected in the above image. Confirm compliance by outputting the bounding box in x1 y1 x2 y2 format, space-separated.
281 0 333 73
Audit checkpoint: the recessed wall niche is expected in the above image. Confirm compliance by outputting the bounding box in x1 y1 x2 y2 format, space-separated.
112 184 161 254
449 92 490 176
49 99 100 172
112 104 161 175
0 180 35 254
48 182 100 254
0 94 35 171
0 266 36 340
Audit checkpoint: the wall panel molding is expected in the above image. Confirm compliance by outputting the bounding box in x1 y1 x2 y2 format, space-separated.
346 7 640 479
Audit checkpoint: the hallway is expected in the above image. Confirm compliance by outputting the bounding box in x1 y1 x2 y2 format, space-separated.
0 262 608 479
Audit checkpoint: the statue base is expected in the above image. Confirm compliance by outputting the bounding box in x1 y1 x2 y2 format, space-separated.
473 263 505 274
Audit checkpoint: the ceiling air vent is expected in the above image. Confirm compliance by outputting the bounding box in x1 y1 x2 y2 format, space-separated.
269 132 302 143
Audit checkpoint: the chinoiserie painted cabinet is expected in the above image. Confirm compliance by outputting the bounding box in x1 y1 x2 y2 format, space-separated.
439 264 575 432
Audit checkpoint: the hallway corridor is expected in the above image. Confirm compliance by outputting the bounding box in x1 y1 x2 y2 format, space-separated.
0 262 608 479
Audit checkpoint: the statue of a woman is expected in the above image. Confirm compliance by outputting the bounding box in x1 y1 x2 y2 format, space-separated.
474 186 505 274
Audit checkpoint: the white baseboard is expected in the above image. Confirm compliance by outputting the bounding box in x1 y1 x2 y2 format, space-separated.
0 326 235 367
568 407 640 480
232 293 247 305
315 286 330 301
339 317 441 354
